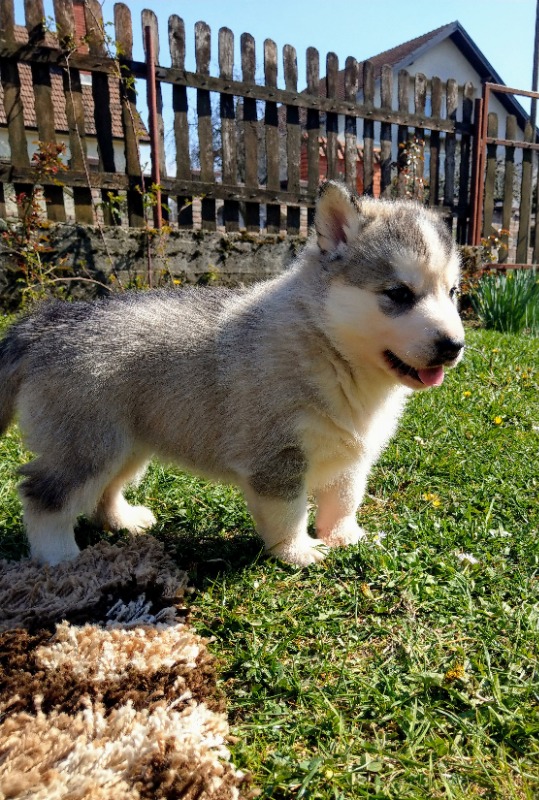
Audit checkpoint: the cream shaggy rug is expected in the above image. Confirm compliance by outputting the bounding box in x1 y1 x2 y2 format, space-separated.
0 536 250 799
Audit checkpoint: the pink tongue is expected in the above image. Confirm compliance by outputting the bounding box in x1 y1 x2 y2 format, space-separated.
417 366 445 387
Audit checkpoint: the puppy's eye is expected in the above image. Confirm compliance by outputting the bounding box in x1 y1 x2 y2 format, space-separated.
449 286 459 300
383 285 414 305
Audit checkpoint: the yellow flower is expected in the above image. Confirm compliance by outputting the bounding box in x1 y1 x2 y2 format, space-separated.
445 663 466 682
494 416 503 425
463 390 471 398
423 492 441 507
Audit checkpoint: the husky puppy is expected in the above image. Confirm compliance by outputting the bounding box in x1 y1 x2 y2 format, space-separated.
0 181 464 567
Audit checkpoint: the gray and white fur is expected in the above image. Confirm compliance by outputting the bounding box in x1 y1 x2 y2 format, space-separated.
0 181 465 566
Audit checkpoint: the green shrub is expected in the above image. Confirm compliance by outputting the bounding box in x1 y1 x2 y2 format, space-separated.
471 268 539 334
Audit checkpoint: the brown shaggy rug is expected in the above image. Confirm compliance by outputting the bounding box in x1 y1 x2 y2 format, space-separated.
0 536 249 799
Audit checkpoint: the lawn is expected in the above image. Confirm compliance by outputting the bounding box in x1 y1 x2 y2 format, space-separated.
0 326 538 798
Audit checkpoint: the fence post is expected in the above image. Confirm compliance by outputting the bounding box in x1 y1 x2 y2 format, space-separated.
84 0 119 226
240 32 260 232
380 65 393 199
195 21 216 231
114 3 144 228
284 44 300 234
325 52 339 182
144 22 162 235
264 38 280 234
143 9 168 226
397 69 409 198
0 0 31 219
444 79 458 215
429 77 442 207
363 60 375 196
54 0 94 224
457 82 474 243
24 0 66 222
516 121 534 264
344 57 358 192
483 112 498 237
306 46 319 227
169 14 192 229
219 27 239 232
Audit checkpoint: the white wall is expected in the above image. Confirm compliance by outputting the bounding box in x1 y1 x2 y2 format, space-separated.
345 38 526 161
0 131 129 220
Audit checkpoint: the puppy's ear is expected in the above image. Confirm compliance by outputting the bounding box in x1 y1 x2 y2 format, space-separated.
315 181 361 255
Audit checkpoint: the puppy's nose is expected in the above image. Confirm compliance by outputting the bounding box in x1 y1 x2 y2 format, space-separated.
435 336 464 363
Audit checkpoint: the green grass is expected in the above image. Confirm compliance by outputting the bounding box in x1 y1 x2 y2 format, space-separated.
1 327 539 798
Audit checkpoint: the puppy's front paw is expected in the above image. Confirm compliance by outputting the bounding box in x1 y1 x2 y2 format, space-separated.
269 535 329 567
317 516 366 548
97 500 157 534
120 504 157 533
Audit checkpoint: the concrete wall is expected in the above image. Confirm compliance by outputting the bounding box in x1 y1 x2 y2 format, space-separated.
0 223 306 307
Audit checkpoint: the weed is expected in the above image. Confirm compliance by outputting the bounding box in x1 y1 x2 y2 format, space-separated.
393 135 428 202
0 142 73 306
481 227 511 264
471 268 539 334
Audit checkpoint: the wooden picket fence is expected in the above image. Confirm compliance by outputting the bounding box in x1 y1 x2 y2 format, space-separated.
0 0 499 245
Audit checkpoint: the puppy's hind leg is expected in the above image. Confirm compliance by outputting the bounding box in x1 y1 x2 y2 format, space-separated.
93 452 156 534
20 460 100 565
22 502 80 566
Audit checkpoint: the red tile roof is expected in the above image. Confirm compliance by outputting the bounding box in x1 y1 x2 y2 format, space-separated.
318 23 456 99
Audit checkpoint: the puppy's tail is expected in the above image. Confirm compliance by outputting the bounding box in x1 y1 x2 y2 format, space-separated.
0 322 29 436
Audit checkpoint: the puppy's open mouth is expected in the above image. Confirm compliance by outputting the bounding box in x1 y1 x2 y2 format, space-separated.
384 350 445 387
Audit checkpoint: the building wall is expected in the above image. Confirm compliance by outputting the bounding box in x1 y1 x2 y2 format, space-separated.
408 39 525 146
351 39 525 162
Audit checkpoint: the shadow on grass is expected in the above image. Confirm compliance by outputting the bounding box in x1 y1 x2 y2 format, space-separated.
0 524 29 562
75 519 266 590
156 527 266 588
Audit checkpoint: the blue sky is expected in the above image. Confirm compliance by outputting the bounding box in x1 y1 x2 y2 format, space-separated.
12 0 539 106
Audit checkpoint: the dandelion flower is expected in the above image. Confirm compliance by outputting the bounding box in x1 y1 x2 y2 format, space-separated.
445 663 466 682
455 552 479 566
423 492 441 507
493 416 503 425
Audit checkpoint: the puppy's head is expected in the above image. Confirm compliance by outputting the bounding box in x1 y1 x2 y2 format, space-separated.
315 181 465 391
